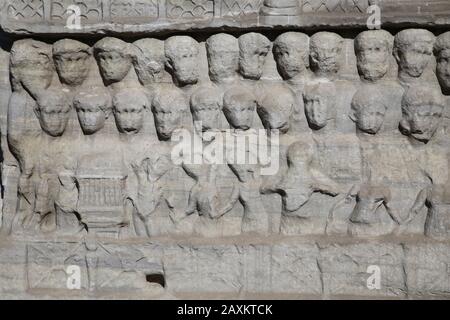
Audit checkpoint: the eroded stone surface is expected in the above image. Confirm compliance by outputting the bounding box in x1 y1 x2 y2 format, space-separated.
0 6 449 299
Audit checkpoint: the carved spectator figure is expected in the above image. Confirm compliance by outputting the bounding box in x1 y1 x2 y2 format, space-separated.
73 87 112 135
222 87 269 234
206 33 240 84
238 33 271 81
34 90 71 137
355 30 394 83
151 86 188 141
113 88 148 135
304 82 361 189
9 39 53 98
190 86 222 134
350 87 408 234
273 32 310 83
165 36 200 87
400 86 445 144
53 39 91 88
93 37 136 88
223 86 257 131
309 32 344 80
7 40 55 234
434 31 450 95
394 29 437 88
304 82 337 132
133 38 167 86
350 86 388 136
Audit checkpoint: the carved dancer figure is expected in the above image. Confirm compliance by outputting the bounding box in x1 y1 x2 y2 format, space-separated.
348 185 398 237
406 180 450 240
263 141 342 235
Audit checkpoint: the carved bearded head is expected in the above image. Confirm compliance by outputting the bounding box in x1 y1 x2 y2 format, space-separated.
206 33 239 83
355 30 394 82
238 33 271 80
53 39 91 87
165 36 200 86
310 32 344 77
394 29 436 79
273 32 310 80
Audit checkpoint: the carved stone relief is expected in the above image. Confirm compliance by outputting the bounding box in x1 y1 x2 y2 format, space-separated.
0 9 450 298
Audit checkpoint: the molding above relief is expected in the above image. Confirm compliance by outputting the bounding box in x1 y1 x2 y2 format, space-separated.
0 0 449 36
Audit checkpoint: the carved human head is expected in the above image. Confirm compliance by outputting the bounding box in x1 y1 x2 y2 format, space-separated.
310 32 344 77
273 32 310 80
10 39 53 94
152 86 188 141
34 90 71 137
287 141 314 167
53 39 91 87
434 32 450 94
206 33 239 83
223 87 257 130
350 86 387 134
133 38 166 85
113 88 148 134
165 36 200 86
73 88 112 135
94 37 134 84
238 33 271 80
355 30 394 82
394 29 436 78
400 86 445 143
258 86 295 133
190 86 222 132
303 82 336 130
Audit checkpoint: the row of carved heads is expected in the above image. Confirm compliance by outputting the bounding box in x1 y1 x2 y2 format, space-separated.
9 30 450 92
21 80 447 146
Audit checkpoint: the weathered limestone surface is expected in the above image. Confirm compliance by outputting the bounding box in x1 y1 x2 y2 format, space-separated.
1 0 450 35
0 0 450 300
